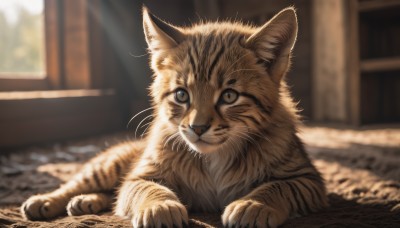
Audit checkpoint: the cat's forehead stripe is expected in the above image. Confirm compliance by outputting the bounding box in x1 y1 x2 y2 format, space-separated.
175 75 187 88
184 31 247 91
187 34 228 83
217 68 226 89
188 47 198 80
227 79 237 85
207 45 225 81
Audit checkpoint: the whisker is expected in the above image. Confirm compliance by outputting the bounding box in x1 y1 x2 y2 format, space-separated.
176 137 186 152
177 137 186 152
163 132 180 150
172 137 180 151
224 68 258 79
225 52 252 76
140 122 152 129
127 107 153 128
140 121 153 139
135 115 153 139
129 52 149 58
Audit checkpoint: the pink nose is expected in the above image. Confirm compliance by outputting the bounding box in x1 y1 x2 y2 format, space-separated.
189 124 210 136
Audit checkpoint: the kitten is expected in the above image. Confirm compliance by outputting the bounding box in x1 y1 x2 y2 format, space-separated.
21 7 328 228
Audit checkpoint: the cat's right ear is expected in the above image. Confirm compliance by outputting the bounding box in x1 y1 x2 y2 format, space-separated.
245 7 298 84
142 6 185 52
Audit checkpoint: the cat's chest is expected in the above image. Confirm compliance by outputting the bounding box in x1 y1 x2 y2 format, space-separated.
167 156 257 212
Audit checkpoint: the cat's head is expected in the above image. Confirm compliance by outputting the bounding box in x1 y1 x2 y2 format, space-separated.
143 7 298 154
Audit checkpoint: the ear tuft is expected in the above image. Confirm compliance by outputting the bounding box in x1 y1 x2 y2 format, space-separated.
142 6 186 52
245 7 298 82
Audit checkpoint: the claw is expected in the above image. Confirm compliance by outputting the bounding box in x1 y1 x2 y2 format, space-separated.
22 203 33 220
38 204 46 219
88 203 94 214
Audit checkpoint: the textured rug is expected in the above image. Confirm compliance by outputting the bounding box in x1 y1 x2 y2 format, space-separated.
1 125 399 227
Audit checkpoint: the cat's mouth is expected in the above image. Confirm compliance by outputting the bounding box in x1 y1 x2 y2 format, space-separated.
187 137 228 154
179 128 228 153
196 139 216 145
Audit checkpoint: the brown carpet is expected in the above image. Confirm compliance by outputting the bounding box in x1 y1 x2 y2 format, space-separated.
1 125 399 227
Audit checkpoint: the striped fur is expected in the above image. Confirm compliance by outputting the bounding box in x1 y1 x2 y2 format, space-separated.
21 7 328 228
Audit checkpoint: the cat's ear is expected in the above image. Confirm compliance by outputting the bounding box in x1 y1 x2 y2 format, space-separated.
245 7 298 83
142 6 185 52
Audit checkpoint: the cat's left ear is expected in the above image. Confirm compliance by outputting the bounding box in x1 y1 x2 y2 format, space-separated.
245 7 298 83
142 6 186 52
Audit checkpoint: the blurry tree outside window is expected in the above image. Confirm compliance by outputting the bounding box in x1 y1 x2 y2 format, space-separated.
0 0 45 78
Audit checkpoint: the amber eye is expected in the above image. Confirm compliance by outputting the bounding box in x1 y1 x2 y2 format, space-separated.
175 89 189 103
220 89 239 104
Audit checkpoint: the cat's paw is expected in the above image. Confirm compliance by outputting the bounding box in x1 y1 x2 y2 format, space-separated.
21 194 66 220
222 200 286 228
131 200 188 228
67 194 109 216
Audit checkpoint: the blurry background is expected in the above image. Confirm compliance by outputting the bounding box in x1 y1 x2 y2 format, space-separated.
0 0 399 148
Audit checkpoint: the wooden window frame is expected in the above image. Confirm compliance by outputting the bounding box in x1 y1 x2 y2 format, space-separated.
0 0 60 91
0 0 107 91
0 0 124 148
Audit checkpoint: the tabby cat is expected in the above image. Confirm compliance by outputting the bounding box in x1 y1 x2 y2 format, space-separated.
21 7 328 228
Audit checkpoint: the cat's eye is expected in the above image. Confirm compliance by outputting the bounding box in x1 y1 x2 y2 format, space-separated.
220 89 239 104
175 89 189 103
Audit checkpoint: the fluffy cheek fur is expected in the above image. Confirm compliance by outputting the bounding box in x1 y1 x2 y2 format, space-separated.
220 99 266 152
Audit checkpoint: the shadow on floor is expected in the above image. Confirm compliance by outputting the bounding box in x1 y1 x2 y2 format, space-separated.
283 193 400 228
307 142 400 182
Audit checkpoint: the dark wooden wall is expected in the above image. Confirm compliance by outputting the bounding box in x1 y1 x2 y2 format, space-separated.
313 0 400 125
359 6 400 123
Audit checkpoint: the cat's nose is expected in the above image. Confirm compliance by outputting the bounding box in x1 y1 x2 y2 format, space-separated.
189 124 210 136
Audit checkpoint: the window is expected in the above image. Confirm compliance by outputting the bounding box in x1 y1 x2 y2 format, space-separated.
0 0 105 91
0 0 45 78
0 0 125 148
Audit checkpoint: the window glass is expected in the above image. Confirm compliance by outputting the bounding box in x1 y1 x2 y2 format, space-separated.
0 0 45 78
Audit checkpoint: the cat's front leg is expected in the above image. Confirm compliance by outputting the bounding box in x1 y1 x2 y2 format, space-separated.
115 178 188 228
21 142 138 220
222 177 328 228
